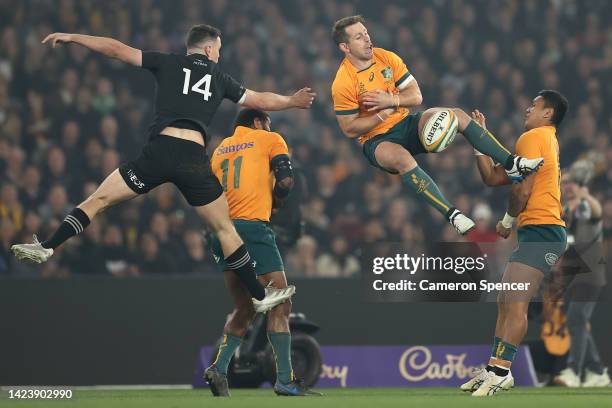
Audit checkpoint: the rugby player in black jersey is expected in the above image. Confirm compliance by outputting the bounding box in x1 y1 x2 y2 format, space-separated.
12 25 315 311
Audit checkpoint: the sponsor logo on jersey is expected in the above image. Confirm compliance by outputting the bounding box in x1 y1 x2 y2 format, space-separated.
217 142 255 155
193 59 208 67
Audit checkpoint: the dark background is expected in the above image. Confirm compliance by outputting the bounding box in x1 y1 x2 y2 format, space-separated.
1 277 610 385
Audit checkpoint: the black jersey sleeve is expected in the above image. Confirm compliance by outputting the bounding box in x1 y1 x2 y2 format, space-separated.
217 71 246 103
141 51 168 71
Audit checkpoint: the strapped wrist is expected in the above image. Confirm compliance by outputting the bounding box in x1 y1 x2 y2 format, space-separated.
501 213 515 229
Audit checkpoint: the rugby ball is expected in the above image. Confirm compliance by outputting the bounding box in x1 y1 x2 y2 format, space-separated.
420 109 458 153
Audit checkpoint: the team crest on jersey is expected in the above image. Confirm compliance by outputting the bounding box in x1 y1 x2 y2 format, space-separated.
369 72 375 82
381 66 393 80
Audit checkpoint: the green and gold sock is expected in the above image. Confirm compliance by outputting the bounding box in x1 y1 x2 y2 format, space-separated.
268 332 293 384
212 334 242 375
462 121 514 169
491 336 502 359
401 166 455 219
495 340 518 363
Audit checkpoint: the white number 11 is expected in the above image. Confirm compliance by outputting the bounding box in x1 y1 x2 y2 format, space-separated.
182 68 212 100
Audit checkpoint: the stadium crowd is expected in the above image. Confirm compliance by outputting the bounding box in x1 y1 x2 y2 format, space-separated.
0 0 610 277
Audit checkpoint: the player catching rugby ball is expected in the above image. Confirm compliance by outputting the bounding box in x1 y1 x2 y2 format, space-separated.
331 15 544 235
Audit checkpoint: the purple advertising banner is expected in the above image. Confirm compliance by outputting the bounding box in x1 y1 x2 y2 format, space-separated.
193 344 537 388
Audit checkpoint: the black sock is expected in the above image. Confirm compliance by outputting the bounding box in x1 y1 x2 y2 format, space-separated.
504 156 516 171
42 207 91 249
225 244 265 300
485 365 494 372
491 365 509 377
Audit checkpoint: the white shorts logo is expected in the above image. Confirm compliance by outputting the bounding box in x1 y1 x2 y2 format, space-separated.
127 169 145 189
545 252 559 266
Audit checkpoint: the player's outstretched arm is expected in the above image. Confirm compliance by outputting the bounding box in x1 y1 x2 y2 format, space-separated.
42 33 142 66
241 88 315 111
471 110 511 186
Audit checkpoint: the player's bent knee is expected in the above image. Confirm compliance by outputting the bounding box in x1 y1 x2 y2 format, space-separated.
451 108 471 129
375 146 416 174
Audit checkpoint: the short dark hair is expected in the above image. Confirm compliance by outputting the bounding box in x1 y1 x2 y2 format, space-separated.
538 90 569 127
185 24 221 49
234 109 270 129
332 15 365 45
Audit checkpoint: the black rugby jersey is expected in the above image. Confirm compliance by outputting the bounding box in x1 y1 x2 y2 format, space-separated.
141 51 246 144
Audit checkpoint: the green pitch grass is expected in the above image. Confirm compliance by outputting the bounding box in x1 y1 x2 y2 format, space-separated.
2 387 611 408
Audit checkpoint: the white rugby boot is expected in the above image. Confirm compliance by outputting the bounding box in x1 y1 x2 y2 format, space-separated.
506 156 544 184
252 284 296 313
449 209 476 235
11 235 54 264
460 368 489 392
471 370 515 397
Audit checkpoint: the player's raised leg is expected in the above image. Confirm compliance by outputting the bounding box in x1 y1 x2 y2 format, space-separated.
194 196 267 300
193 195 294 305
422 107 544 183
374 141 475 235
11 169 137 263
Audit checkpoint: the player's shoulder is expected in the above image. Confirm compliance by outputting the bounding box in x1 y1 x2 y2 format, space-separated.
374 47 400 62
518 126 555 143
254 130 285 144
332 59 355 87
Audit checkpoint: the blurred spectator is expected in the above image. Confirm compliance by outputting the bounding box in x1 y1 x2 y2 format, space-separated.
287 235 318 277
137 232 177 274
100 224 138 277
467 202 498 243
315 236 360 277
0 182 23 231
179 230 215 274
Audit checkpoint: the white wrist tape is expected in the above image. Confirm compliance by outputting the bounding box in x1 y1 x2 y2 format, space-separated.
474 148 485 156
501 213 515 229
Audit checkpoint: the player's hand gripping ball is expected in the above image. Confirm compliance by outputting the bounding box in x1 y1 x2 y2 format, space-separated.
419 109 459 153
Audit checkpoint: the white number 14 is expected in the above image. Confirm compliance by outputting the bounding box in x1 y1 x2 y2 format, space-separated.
182 68 212 100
